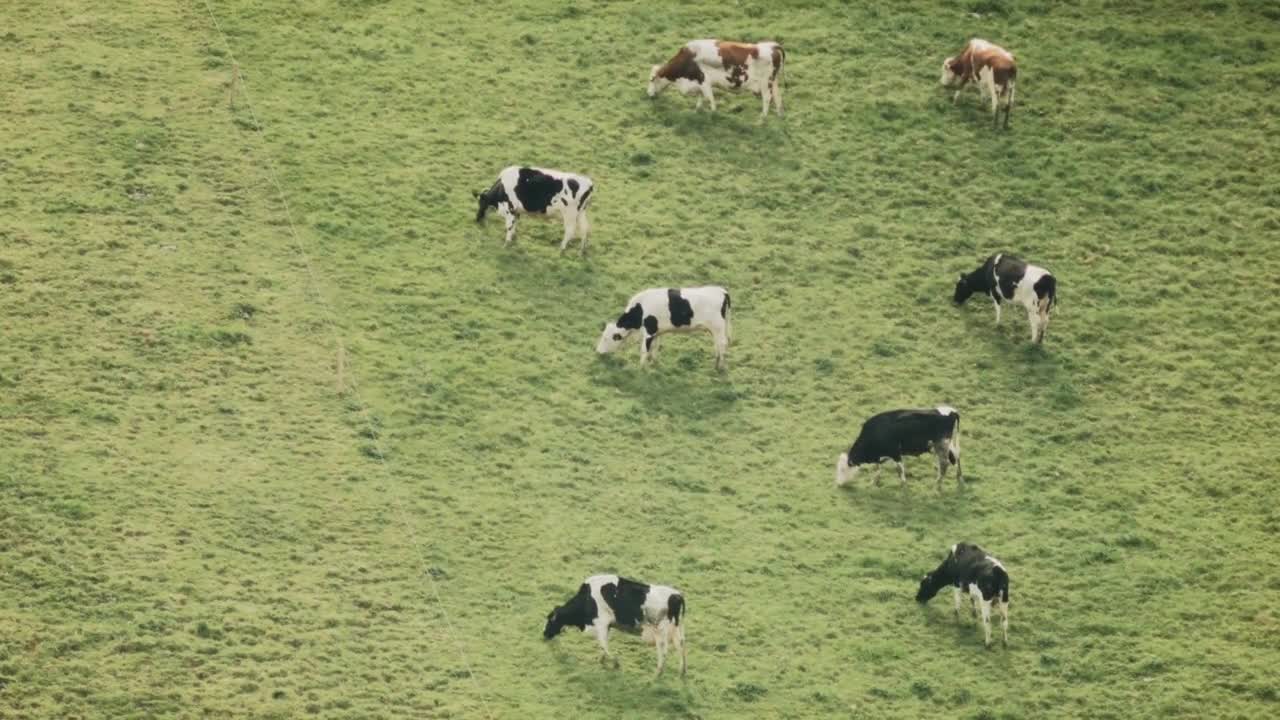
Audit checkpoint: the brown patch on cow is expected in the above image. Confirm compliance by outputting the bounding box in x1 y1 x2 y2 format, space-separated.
952 40 1016 95
716 41 760 68
656 46 705 83
770 45 785 83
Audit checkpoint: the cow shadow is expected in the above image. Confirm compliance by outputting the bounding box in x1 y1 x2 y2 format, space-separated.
834 469 982 523
545 641 700 715
482 233 603 296
589 353 740 420
645 102 792 150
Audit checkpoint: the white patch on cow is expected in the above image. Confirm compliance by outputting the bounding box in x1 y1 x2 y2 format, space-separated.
936 405 957 416
1011 264 1053 342
652 40 783 118
596 287 730 369
484 166 593 255
835 452 851 487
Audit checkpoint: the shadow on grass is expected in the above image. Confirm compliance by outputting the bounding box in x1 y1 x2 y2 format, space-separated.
485 235 603 292
589 353 740 420
834 471 983 523
544 640 699 715
916 603 1020 660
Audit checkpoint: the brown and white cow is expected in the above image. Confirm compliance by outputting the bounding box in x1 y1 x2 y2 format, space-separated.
648 39 785 119
941 38 1017 129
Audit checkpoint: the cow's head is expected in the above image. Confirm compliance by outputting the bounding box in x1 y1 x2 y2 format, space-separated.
647 65 669 98
953 274 976 305
596 321 631 354
916 573 943 603
940 56 963 87
474 190 491 223
543 608 567 639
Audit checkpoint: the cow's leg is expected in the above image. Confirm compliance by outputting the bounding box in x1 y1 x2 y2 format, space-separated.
713 325 729 370
935 444 949 490
870 463 880 488
654 622 668 678
952 88 963 105
1027 308 1040 342
894 457 907 488
1004 85 1015 129
500 206 517 246
700 82 716 112
979 596 993 647
760 84 771 118
992 297 1002 325
952 586 963 618
641 332 657 365
592 620 614 666
649 335 662 361
674 622 687 677
559 210 577 255
999 600 1009 645
576 210 591 256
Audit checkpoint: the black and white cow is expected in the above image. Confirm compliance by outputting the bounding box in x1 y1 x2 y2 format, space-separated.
596 286 731 370
916 542 1010 647
834 406 961 490
474 166 594 255
954 253 1056 343
543 574 687 677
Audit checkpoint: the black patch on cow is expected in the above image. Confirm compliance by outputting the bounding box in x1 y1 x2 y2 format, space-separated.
567 178 579 197
576 185 593 210
544 582 599 639
667 594 684 626
601 577 650 629
847 409 959 467
475 179 509 223
643 315 659 337
991 254 1028 302
1033 273 1057 309
667 289 694 327
513 167 564 214
720 291 731 318
916 542 1009 605
617 303 644 330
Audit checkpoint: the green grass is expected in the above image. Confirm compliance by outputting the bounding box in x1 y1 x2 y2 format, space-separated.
2 1 1279 718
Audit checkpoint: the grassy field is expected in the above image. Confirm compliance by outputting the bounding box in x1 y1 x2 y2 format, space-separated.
2 1 1279 718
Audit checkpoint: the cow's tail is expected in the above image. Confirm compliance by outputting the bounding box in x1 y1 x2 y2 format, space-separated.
576 183 594 212
947 413 961 466
668 593 685 627
1037 274 1057 316
720 290 732 342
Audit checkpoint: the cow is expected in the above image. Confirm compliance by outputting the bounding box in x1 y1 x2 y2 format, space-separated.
596 286 731 370
834 407 961 490
647 39 785 119
941 38 1017 128
953 253 1056 344
474 166 594 255
916 542 1010 648
543 574 687 678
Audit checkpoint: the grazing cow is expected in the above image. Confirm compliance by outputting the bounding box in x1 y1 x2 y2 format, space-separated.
596 286 731 370
834 407 961 490
647 39 786 118
474 166 594 255
543 574 687 677
954 253 1056 344
916 542 1010 647
941 38 1017 128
